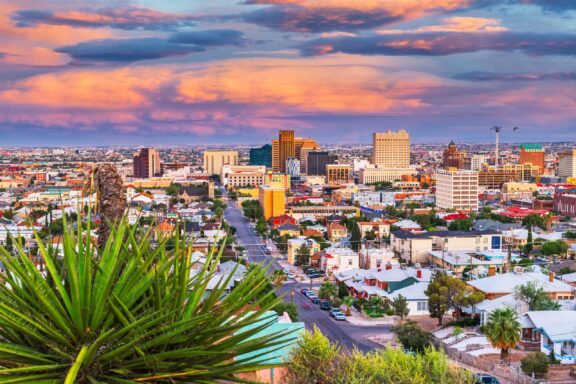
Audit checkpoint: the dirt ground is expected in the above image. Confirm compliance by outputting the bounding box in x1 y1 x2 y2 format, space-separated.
408 315 454 332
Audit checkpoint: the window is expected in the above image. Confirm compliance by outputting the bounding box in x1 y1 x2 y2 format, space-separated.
417 301 427 311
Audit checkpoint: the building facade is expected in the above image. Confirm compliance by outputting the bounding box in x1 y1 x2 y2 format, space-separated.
259 185 286 220
326 164 352 184
307 151 338 176
371 130 410 168
442 141 466 169
359 165 414 184
559 149 576 178
203 150 238 176
221 165 266 188
554 194 576 218
435 169 479 211
133 148 161 178
519 144 545 174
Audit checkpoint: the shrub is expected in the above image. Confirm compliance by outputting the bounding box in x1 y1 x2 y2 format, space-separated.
521 352 549 378
392 321 432 353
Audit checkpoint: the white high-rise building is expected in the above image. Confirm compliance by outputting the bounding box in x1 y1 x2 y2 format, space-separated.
558 149 576 178
435 169 479 211
467 154 489 171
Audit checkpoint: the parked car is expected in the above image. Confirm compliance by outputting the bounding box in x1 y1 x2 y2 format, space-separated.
329 308 341 318
333 311 346 321
305 268 319 275
320 301 331 310
309 274 320 279
475 374 500 384
300 288 308 295
311 297 320 304
287 273 295 279
306 291 318 299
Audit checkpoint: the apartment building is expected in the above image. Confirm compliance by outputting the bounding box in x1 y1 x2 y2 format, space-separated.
203 150 238 176
435 169 479 211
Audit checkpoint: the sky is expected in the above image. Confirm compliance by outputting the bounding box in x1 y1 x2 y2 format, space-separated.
1 0 575 146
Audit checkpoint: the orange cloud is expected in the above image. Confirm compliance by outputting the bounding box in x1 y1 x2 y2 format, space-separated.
379 17 508 34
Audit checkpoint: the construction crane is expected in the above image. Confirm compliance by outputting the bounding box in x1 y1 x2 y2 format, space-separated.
490 126 518 170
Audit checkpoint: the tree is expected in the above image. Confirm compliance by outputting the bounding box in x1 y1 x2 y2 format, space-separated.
425 271 450 326
521 352 549 378
0 219 288 383
337 283 348 299
318 282 338 300
448 218 473 231
342 296 354 315
565 231 576 240
524 226 533 257
484 307 521 361
273 270 287 289
515 281 561 311
2 209 14 220
392 321 432 353
284 327 340 384
541 240 569 257
274 302 299 322
392 294 410 320
522 214 546 231
86 164 126 249
295 244 310 266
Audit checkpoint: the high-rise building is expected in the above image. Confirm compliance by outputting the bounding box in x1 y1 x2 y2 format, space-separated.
442 141 466 169
559 149 576 178
259 185 286 220
272 130 320 173
371 130 410 168
326 164 352 184
519 144 545 174
435 169 479 211
464 154 489 171
203 150 238 176
249 144 272 168
307 151 338 176
286 157 301 177
133 148 161 178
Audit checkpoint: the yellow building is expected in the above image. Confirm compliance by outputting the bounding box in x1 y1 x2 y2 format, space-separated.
237 188 259 198
326 164 352 184
264 172 291 191
259 185 286 220
371 130 410 168
287 238 321 265
131 177 172 188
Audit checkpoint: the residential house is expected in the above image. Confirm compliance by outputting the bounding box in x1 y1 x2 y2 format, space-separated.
357 220 394 239
270 214 296 228
358 247 397 270
327 223 348 242
468 270 574 300
321 246 359 275
287 238 320 265
520 311 576 364
277 223 300 237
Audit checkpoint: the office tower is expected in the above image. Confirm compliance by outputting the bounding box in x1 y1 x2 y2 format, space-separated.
249 144 272 168
203 150 238 176
286 157 300 177
558 149 576 178
272 130 295 173
272 130 320 173
259 185 286 220
442 141 466 169
519 144 545 174
326 164 352 184
307 151 338 176
133 148 161 178
464 154 489 171
371 130 410 168
435 169 479 211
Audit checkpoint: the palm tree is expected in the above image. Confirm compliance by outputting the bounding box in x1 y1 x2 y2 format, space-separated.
0 218 293 383
342 296 354 316
484 307 521 362
318 282 337 300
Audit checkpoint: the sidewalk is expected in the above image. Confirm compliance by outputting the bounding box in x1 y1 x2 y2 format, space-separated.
345 307 395 326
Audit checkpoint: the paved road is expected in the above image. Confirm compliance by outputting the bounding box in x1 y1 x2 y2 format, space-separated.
224 200 389 353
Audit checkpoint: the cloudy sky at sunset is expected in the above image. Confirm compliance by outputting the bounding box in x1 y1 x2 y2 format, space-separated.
1 0 575 146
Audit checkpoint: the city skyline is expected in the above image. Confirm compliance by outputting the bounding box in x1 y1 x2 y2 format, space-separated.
1 1 576 145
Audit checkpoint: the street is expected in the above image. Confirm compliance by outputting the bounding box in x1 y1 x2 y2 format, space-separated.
224 200 389 353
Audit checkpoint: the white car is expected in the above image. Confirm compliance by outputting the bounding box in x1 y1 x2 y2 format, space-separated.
287 273 295 279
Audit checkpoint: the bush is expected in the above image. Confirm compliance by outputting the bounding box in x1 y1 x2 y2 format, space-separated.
285 328 475 384
392 321 432 353
521 352 549 378
274 302 299 322
446 317 479 328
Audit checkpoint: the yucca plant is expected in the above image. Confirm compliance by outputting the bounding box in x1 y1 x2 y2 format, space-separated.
0 216 291 383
